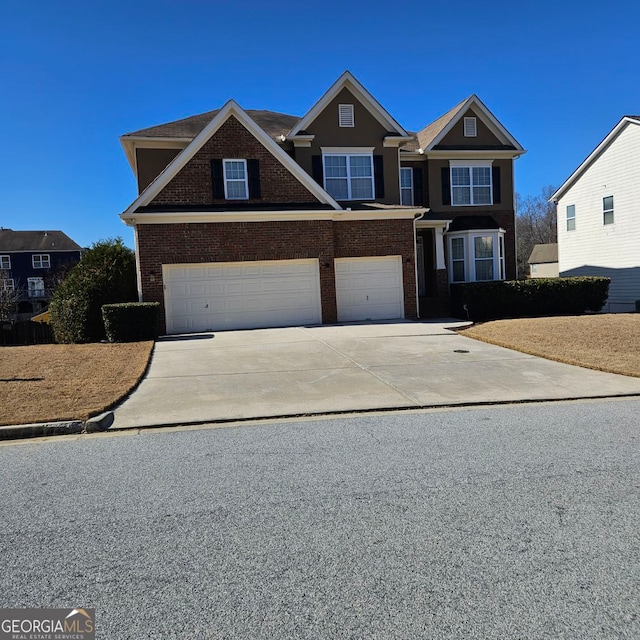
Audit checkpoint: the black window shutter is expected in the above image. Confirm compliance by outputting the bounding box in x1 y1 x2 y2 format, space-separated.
312 155 323 186
492 166 501 204
247 159 261 199
211 159 224 199
441 167 451 205
412 167 424 206
373 155 384 199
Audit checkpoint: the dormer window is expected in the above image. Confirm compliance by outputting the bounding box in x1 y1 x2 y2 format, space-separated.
338 104 354 127
464 117 477 137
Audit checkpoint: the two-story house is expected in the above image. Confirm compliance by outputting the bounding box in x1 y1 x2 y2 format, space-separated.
0 229 82 319
119 72 525 334
551 116 640 312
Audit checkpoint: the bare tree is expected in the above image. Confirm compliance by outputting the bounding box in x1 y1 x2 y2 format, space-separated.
516 185 558 279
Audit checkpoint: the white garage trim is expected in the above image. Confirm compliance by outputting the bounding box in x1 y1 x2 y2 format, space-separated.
334 256 404 322
162 259 322 334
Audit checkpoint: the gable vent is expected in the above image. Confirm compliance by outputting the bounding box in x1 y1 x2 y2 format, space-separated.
464 117 477 137
339 104 355 127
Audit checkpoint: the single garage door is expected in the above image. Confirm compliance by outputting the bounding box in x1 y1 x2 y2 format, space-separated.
334 256 404 322
163 259 322 333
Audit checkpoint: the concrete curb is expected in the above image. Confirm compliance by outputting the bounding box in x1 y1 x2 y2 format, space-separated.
0 411 114 441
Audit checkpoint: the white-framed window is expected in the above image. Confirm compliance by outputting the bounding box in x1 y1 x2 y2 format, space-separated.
566 204 576 231
323 153 374 200
27 277 45 298
464 117 477 137
603 196 614 225
0 255 10 270
447 230 505 283
338 104 354 127
400 167 414 205
223 159 248 200
450 237 465 282
32 254 50 269
451 165 492 206
2 278 14 291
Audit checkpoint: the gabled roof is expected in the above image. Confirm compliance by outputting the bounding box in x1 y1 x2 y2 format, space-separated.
121 100 341 217
288 70 409 137
0 229 82 252
415 95 524 153
122 109 300 140
528 243 558 265
550 116 640 202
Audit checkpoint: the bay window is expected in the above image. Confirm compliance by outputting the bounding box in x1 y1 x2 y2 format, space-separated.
447 230 505 283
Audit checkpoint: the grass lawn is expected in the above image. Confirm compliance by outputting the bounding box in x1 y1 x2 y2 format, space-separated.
0 342 153 426
461 314 640 378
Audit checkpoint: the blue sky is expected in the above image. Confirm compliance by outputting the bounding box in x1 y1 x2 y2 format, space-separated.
1 0 639 249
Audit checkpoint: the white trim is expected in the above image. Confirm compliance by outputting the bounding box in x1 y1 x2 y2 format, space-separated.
427 95 524 152
450 165 493 207
32 254 51 269
288 71 409 137
222 159 249 200
449 159 495 167
383 136 415 148
551 117 640 202
321 146 375 154
322 152 374 201
446 229 505 283
122 100 341 215
121 208 424 226
424 150 523 160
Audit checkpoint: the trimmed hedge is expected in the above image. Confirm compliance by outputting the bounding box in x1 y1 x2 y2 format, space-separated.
102 302 160 342
451 277 610 321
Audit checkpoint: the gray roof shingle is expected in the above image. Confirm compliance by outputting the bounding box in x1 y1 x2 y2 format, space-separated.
0 229 82 252
528 243 558 264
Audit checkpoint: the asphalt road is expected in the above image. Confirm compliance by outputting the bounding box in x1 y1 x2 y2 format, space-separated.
1 400 639 639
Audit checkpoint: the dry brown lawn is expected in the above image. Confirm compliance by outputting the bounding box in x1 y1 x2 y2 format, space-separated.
0 342 153 426
461 314 640 378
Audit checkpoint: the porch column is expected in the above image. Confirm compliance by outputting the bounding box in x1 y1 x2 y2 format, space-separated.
435 227 446 270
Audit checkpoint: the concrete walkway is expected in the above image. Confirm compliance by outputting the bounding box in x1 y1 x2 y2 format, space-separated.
112 320 640 429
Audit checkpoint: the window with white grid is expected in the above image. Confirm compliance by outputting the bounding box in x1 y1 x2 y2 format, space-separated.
323 154 373 200
223 159 248 200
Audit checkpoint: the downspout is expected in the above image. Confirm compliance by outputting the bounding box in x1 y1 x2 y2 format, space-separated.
413 211 424 319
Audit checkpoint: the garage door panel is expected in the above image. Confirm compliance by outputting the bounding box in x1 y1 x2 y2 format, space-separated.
163 260 322 333
335 256 404 322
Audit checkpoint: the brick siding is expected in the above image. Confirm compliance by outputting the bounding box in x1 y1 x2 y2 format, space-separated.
150 116 320 206
136 219 417 332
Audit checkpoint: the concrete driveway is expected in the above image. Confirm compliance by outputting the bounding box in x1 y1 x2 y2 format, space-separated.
113 320 640 429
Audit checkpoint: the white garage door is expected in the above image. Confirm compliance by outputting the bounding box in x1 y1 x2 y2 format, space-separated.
163 259 322 334
335 256 404 322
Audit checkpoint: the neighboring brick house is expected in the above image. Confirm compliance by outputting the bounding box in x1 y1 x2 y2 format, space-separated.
0 229 82 319
120 71 525 334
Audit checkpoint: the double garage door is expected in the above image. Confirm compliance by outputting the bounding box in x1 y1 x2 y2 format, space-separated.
163 257 404 334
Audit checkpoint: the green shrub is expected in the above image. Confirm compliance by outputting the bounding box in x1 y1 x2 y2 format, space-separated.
102 302 160 342
50 238 137 343
451 277 610 321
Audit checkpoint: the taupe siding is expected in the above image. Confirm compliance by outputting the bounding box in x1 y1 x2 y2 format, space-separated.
136 148 182 193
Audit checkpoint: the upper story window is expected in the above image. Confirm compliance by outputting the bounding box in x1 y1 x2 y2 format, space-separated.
0 255 10 270
338 104 354 127
566 204 576 231
447 230 505 283
603 196 614 225
2 278 14 291
323 153 373 200
28 277 45 297
223 159 249 200
463 117 477 137
451 165 492 206
32 254 51 269
400 167 414 205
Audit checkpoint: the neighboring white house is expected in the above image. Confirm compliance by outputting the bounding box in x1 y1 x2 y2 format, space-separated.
551 116 640 312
